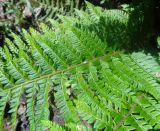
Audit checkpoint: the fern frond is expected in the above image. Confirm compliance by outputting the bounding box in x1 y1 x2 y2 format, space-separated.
0 2 160 131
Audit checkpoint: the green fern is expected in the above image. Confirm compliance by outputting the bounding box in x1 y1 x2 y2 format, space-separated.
41 120 90 131
0 2 160 131
41 120 64 131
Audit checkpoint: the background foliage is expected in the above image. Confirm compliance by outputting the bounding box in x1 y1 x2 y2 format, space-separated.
0 0 134 45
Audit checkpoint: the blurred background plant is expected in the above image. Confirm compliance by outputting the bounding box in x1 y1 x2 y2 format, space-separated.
0 0 160 49
0 0 134 46
0 0 36 45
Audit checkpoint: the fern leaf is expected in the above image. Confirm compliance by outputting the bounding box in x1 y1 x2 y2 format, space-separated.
131 52 160 77
18 50 40 79
74 68 113 129
9 87 24 130
41 120 63 131
0 67 13 88
4 45 27 83
26 83 37 131
22 29 54 74
35 79 51 130
5 38 18 55
75 100 111 130
52 74 78 123
0 91 10 129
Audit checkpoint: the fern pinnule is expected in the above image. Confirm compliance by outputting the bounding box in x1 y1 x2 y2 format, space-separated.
26 83 37 131
41 120 64 131
131 52 160 77
5 38 18 56
34 79 51 130
0 91 10 129
18 50 40 79
4 46 26 84
0 67 13 88
9 87 24 130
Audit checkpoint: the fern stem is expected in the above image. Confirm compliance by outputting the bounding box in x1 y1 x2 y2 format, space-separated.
3 51 122 93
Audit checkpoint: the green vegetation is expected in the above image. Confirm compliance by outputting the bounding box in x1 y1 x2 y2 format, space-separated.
0 0 84 44
0 0 160 130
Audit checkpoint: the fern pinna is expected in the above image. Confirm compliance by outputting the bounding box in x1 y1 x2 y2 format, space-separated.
0 2 160 131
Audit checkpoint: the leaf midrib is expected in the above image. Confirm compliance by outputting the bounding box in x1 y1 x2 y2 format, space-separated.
4 51 122 93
